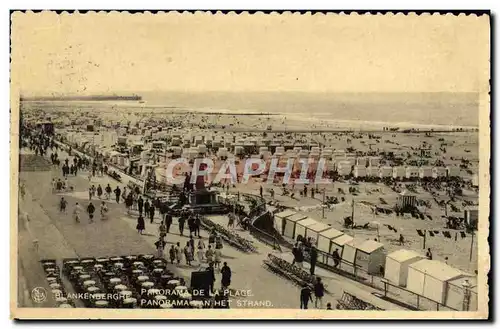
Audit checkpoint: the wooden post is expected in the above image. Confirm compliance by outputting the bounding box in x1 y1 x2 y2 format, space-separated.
351 198 355 228
322 188 326 219
469 230 474 262
423 230 426 249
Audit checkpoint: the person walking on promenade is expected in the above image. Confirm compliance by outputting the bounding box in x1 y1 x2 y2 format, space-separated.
87 202 95 223
184 241 193 266
144 199 150 217
175 242 183 265
309 246 318 276
178 215 186 236
59 197 67 213
149 204 156 224
137 196 144 215
165 212 173 233
194 214 201 238
105 184 112 200
114 186 121 204
206 245 214 265
100 201 108 220
169 245 176 264
221 262 231 290
73 202 81 223
300 285 313 309
97 184 103 199
214 247 222 270
155 237 166 260
136 214 145 234
314 277 325 309
332 248 341 268
159 220 167 240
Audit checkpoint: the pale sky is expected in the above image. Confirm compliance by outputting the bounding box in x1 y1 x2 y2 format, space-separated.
11 12 490 95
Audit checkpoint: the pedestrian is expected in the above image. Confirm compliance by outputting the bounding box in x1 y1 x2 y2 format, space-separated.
97 184 103 199
169 245 176 264
206 245 214 265
194 215 201 237
114 186 121 204
149 204 155 224
399 234 405 246
207 263 216 294
295 243 304 268
445 257 449 265
144 199 150 217
87 202 95 223
197 245 205 264
426 248 433 260
227 213 235 229
332 248 341 268
259 185 263 198
159 220 167 239
88 186 93 200
188 215 196 236
100 201 108 220
189 235 195 255
176 242 183 264
214 247 222 270
125 194 133 214
165 213 173 233
136 214 145 234
155 237 166 259
300 285 313 309
221 262 231 289
59 197 67 213
137 196 144 215
314 277 325 309
292 243 299 265
184 242 193 266
73 202 81 223
309 246 318 276
178 215 186 236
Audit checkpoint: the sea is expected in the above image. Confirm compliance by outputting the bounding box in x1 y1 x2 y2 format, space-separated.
24 91 480 128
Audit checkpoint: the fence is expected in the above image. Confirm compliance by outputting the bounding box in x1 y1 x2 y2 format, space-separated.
305 247 476 311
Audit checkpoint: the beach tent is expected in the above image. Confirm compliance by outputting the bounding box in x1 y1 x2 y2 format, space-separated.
305 222 331 245
384 249 425 287
316 227 344 255
330 234 354 258
342 239 386 275
283 213 308 239
445 275 477 311
273 210 296 235
406 259 468 305
294 217 319 241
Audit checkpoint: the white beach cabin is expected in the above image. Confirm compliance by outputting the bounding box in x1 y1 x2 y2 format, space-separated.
342 239 386 275
294 217 319 241
273 210 296 236
384 249 425 287
406 259 470 306
282 213 308 240
305 222 332 245
330 234 354 259
445 275 477 311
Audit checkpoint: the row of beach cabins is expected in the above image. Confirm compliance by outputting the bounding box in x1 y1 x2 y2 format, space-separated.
63 129 470 182
272 209 478 311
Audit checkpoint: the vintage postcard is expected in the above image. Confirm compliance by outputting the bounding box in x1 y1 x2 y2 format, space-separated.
10 11 490 320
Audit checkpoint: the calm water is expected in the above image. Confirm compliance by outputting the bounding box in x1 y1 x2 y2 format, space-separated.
139 91 479 127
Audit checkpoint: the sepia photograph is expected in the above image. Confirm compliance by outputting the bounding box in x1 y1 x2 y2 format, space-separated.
9 11 491 320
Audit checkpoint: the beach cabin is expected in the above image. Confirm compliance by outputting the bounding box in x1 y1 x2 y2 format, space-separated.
464 206 479 229
316 227 344 264
369 157 381 167
333 149 346 158
282 213 308 239
405 166 419 179
342 239 386 275
337 161 352 176
353 165 367 178
356 157 367 167
366 166 379 177
379 166 393 178
433 167 447 178
406 259 470 306
445 275 477 311
294 217 319 241
273 210 296 235
393 166 406 179
446 166 460 177
419 166 433 179
384 249 425 287
471 173 479 187
330 234 354 259
305 222 331 245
